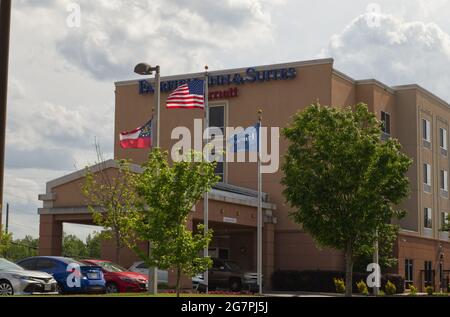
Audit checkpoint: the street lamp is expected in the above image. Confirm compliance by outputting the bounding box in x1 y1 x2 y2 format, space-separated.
134 63 161 148
134 63 161 295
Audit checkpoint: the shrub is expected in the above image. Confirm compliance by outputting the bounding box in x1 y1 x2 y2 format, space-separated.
409 285 417 296
381 274 405 294
425 286 433 296
378 290 385 296
385 280 396 295
272 270 405 294
356 280 369 295
334 278 345 294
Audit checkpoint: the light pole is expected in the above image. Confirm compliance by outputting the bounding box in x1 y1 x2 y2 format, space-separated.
134 63 161 295
373 229 379 296
134 63 160 147
0 0 12 234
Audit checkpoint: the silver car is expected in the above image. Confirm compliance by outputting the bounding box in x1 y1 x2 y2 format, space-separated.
0 258 58 296
128 261 169 285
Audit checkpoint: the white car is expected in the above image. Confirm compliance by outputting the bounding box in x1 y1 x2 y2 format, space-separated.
128 262 169 285
0 258 58 296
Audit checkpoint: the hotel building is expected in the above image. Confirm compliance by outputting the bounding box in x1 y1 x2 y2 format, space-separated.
38 58 450 290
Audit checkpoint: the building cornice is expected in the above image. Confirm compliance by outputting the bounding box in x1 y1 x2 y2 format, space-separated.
393 84 450 109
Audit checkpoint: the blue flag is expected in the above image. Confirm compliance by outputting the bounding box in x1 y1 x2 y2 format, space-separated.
229 123 260 153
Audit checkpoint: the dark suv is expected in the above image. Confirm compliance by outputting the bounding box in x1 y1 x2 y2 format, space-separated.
194 258 259 292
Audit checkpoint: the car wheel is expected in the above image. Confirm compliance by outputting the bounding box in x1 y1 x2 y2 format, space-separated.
229 278 242 293
0 280 14 296
106 282 119 294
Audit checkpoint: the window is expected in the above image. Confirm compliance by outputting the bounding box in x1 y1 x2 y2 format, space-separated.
423 119 431 142
423 163 432 192
405 259 414 287
212 258 225 269
381 111 391 135
424 208 432 229
35 259 55 270
424 261 433 287
442 212 449 231
441 170 448 191
17 259 36 270
209 105 225 182
137 262 148 269
440 128 448 151
209 105 225 133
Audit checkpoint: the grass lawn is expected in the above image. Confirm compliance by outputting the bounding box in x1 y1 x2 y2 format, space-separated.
100 293 255 297
27 291 257 298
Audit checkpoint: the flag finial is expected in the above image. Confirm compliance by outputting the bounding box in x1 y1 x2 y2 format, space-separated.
205 65 209 71
258 109 263 122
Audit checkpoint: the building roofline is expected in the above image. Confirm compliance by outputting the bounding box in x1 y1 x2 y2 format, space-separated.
392 84 450 109
39 159 276 210
355 79 395 94
115 58 335 87
331 68 355 84
323 68 398 95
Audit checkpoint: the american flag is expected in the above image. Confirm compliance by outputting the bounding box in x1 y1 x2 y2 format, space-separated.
166 79 205 109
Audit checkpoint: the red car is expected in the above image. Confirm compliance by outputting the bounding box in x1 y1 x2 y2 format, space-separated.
82 259 149 293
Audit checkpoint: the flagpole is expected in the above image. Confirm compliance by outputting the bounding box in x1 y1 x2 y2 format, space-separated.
152 66 161 294
203 66 210 294
257 109 263 295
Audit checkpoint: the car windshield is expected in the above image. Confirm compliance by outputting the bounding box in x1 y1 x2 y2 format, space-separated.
96 261 127 273
0 258 24 271
225 261 241 271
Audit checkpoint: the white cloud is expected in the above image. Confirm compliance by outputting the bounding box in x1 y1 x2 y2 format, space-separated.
53 0 279 80
321 12 450 101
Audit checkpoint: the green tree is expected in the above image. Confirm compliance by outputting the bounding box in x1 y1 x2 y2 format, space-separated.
282 103 411 296
62 233 87 258
85 232 102 258
354 225 399 272
132 149 219 297
7 235 38 261
0 226 12 257
82 158 141 263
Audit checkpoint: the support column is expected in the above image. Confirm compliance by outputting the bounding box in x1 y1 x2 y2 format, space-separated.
263 222 275 290
38 214 63 256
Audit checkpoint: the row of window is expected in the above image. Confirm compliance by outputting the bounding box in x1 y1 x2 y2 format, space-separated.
423 164 448 192
405 259 441 288
422 118 448 153
423 207 449 230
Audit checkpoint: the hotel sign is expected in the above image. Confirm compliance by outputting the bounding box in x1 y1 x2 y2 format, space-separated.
139 67 297 95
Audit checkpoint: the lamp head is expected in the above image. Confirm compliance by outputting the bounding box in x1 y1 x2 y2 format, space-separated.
134 63 154 75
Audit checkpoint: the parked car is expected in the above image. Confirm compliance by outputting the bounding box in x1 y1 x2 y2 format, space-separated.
128 261 169 285
17 256 105 294
0 258 58 296
194 258 260 292
81 259 148 293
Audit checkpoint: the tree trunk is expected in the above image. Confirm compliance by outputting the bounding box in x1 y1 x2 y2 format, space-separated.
176 266 181 298
345 242 353 297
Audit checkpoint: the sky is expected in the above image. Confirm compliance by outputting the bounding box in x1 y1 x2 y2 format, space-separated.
4 0 450 240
